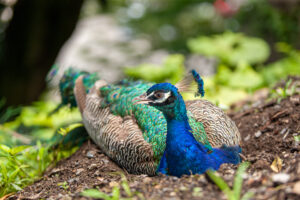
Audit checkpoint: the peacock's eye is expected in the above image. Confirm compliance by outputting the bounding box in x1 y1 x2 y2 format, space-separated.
154 92 163 99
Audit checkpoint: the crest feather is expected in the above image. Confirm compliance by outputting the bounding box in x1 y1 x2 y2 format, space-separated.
175 70 205 97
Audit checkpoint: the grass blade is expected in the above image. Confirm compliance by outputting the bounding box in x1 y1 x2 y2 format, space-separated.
233 162 250 199
206 170 230 192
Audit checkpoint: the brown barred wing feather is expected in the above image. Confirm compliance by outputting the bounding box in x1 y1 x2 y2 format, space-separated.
186 100 241 147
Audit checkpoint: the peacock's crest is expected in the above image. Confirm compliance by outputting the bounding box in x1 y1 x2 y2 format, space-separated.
175 69 205 97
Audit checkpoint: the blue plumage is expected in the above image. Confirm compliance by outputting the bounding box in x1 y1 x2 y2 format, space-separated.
136 81 241 177
191 69 205 97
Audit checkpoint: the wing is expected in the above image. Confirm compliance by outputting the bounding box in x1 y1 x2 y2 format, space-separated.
98 80 212 160
185 100 241 147
77 79 157 175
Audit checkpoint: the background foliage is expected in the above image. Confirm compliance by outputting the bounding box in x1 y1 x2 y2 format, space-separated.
0 0 300 197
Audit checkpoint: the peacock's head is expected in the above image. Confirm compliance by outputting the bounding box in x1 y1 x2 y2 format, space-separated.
133 70 205 120
133 83 183 119
134 83 178 105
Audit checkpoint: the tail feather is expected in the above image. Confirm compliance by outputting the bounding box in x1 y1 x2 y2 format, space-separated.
59 68 100 107
218 145 242 165
175 69 205 97
74 76 86 113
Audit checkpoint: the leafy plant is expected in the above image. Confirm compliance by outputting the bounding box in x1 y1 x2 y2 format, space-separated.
260 43 300 86
0 101 83 197
0 142 78 196
188 32 270 66
270 78 297 103
206 162 253 200
58 181 69 190
125 54 185 84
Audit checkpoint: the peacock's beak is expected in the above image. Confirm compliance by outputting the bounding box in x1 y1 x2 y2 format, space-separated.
133 93 152 105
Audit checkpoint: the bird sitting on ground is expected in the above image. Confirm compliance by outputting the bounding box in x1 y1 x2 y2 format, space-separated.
60 68 241 176
133 73 241 176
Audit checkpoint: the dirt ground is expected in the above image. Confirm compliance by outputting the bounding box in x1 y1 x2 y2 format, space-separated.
9 78 300 200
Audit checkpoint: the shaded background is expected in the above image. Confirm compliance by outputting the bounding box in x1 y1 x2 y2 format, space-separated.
0 0 299 107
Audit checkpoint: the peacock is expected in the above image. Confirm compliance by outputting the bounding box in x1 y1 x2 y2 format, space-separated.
57 67 241 177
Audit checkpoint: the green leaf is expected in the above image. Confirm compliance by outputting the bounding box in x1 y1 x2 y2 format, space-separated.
112 186 120 200
10 145 30 155
241 191 255 200
206 170 230 193
121 180 132 197
81 189 111 199
0 163 8 182
58 123 83 136
294 135 300 142
233 162 250 200
124 54 185 84
8 168 20 182
188 32 270 66
11 183 22 191
228 62 264 90
0 144 11 153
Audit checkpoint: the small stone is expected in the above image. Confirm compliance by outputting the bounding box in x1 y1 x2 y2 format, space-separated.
74 160 79 166
290 96 300 105
68 177 79 184
88 163 98 170
97 177 104 181
170 192 176 196
274 105 281 110
292 181 300 195
255 131 262 138
244 134 250 141
179 186 188 191
58 194 72 200
162 188 171 192
86 151 95 158
272 173 290 184
95 170 101 176
280 128 288 135
109 181 119 187
143 177 152 183
282 119 289 123
76 168 84 175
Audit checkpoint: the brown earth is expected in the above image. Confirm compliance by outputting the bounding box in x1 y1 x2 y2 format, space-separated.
9 79 300 200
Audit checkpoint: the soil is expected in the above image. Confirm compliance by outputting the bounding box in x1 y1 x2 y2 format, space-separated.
9 78 300 200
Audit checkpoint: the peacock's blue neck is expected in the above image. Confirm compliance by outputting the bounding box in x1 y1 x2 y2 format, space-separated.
162 94 188 122
163 95 196 143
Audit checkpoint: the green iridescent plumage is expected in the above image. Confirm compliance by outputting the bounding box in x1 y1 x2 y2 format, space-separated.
99 80 212 164
59 68 100 107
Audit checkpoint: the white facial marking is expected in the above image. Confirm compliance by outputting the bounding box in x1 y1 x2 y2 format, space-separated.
154 91 171 103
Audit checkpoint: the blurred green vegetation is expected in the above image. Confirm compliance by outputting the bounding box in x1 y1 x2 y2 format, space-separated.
0 101 84 195
103 0 300 52
188 32 270 66
125 32 300 106
1 0 300 197
125 54 185 83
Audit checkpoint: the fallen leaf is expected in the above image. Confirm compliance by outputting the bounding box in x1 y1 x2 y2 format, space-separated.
270 156 283 173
